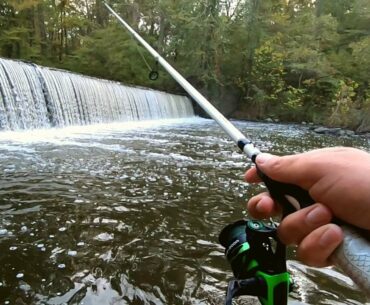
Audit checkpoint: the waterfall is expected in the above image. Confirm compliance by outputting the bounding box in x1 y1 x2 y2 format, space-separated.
0 58 194 130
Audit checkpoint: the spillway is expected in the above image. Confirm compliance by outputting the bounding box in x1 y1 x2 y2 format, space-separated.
0 58 194 130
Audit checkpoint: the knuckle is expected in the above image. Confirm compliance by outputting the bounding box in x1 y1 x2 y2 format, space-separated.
277 223 299 245
297 244 328 267
267 158 284 175
277 210 308 245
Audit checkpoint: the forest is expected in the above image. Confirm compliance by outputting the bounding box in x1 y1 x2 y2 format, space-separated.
0 0 369 132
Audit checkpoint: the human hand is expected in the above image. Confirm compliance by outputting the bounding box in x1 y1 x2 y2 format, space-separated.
245 147 370 267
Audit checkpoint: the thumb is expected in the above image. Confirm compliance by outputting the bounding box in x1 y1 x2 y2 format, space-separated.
255 153 321 190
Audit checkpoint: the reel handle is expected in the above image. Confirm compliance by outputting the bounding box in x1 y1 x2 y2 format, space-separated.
257 166 370 298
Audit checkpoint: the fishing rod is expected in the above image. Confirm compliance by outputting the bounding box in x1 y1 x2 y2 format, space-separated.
104 3 370 304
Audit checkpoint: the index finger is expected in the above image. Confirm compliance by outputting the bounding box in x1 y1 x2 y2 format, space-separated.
244 166 262 183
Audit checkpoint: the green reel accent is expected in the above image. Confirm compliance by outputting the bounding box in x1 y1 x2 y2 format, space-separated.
230 242 250 263
247 259 259 272
219 220 292 305
256 271 290 305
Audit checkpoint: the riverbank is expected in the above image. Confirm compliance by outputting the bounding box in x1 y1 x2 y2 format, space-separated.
230 107 370 139
229 114 370 139
229 102 370 135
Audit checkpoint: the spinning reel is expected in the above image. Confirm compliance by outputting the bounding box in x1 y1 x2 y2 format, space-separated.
219 220 293 305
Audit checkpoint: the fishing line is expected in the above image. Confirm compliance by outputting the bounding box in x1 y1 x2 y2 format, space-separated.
119 15 159 81
135 43 152 71
135 44 159 81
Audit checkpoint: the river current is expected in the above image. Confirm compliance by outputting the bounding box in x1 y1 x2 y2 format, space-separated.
0 118 369 305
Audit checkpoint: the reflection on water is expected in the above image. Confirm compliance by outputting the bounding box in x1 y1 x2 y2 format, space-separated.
0 118 369 305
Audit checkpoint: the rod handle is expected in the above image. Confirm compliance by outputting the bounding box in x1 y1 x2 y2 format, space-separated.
331 225 370 298
256 166 370 297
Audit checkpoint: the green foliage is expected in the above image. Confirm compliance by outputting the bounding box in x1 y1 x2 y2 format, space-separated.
328 79 357 127
242 39 285 118
0 0 369 130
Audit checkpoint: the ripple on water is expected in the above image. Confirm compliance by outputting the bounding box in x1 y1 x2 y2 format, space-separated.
0 228 8 235
94 233 114 242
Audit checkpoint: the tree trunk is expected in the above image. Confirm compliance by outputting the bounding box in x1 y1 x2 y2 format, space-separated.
37 3 47 57
157 11 167 53
95 0 107 27
245 0 260 83
59 8 63 61
63 10 68 55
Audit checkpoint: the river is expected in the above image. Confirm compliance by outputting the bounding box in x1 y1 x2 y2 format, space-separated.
0 118 368 305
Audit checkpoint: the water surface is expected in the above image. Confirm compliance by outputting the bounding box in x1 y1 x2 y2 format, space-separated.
0 118 369 305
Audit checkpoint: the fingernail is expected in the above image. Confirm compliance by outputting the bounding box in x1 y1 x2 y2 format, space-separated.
319 226 341 247
256 202 265 213
306 206 330 226
256 153 274 165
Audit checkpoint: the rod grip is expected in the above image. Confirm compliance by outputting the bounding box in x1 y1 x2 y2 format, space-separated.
331 225 370 298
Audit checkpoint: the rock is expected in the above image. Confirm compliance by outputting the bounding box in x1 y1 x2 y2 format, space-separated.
313 127 332 134
331 128 341 134
313 126 358 137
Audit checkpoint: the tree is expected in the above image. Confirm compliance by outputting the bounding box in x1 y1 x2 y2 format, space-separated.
0 0 368 129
